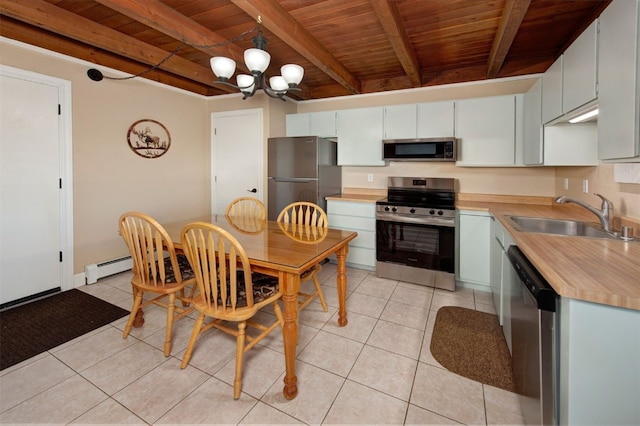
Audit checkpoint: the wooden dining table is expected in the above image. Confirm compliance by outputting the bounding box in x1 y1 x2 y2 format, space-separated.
161 214 358 400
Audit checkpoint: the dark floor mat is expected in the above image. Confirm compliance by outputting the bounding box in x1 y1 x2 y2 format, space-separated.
0 289 129 370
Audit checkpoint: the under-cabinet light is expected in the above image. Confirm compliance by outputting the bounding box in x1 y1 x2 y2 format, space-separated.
569 108 599 123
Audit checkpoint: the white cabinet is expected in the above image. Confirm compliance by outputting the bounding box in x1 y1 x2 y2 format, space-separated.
336 107 386 166
562 20 598 114
384 104 417 139
286 111 337 138
523 78 543 165
417 100 455 137
542 20 598 124
559 298 640 425
455 95 522 166
490 216 514 352
310 111 338 137
525 77 598 166
456 210 491 290
543 123 598 165
286 113 310 136
327 200 376 270
542 56 563 124
598 0 640 161
490 217 504 319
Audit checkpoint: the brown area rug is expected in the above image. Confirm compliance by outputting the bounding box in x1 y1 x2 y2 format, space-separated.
430 306 515 392
0 289 129 371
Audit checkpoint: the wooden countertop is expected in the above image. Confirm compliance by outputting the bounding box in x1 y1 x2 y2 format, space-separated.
326 193 385 203
457 200 640 311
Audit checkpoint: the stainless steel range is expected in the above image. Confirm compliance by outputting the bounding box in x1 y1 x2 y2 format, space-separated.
376 177 456 291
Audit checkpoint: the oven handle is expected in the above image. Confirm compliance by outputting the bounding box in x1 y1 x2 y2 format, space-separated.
376 213 455 227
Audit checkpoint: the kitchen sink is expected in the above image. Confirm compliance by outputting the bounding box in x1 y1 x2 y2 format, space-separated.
505 215 636 241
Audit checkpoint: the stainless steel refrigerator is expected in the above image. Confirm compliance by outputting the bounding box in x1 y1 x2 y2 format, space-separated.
267 136 341 220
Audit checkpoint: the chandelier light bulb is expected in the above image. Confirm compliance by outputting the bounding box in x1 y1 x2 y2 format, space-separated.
237 74 255 93
281 64 304 86
210 56 236 80
244 48 271 73
269 76 289 92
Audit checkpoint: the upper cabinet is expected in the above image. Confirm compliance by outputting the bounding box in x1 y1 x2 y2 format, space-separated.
598 0 640 161
417 100 456 138
542 57 563 124
384 104 417 139
523 79 543 165
524 77 598 166
383 101 456 139
455 95 523 166
336 107 386 166
286 113 310 137
562 20 598 114
541 20 598 124
285 111 337 138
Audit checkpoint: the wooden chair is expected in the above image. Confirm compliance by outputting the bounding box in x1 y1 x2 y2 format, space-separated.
225 197 266 220
118 212 196 356
277 201 329 312
224 197 266 234
180 222 284 399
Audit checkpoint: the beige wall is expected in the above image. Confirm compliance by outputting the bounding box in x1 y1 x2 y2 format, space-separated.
1 39 210 273
555 164 640 220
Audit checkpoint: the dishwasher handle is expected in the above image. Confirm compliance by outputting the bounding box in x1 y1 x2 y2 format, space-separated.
507 246 558 312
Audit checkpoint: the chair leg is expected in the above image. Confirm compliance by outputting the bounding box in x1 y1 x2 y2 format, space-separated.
181 313 205 369
164 293 177 356
123 290 144 338
234 321 247 400
313 275 328 312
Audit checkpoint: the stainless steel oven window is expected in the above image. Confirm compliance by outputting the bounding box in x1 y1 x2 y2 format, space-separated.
376 220 455 273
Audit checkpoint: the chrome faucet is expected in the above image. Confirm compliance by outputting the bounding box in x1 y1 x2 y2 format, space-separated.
555 193 614 233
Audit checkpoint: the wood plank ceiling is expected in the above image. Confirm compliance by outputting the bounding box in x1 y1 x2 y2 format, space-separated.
0 0 611 100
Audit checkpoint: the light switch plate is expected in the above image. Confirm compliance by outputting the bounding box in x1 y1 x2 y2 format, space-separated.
582 179 589 193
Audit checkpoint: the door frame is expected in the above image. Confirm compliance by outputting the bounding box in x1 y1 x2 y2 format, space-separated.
0 65 74 291
210 108 264 214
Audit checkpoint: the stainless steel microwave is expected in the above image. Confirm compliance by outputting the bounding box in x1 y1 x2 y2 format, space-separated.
382 137 457 161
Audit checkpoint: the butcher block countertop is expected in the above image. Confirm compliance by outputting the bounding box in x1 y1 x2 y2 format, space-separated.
327 191 640 311
457 197 640 312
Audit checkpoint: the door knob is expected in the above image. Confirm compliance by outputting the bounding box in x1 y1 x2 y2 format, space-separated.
247 188 257 193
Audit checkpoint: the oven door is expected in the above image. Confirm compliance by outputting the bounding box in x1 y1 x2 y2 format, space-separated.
376 218 455 273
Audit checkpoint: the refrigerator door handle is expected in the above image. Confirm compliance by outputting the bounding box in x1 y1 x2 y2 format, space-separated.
271 177 316 183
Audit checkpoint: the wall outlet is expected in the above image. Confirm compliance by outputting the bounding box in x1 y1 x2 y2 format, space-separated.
582 179 589 194
367 173 374 183
563 178 569 190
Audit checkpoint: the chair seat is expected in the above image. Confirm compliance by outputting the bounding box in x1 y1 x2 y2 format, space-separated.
204 271 279 308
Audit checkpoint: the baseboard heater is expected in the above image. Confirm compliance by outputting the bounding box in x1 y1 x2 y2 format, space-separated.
84 255 132 284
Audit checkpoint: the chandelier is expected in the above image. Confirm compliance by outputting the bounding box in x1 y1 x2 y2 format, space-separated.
210 17 304 100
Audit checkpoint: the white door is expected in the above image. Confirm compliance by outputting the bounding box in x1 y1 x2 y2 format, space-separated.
0 73 64 306
211 109 263 214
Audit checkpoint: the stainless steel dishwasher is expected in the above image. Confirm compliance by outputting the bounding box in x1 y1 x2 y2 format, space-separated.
507 246 559 425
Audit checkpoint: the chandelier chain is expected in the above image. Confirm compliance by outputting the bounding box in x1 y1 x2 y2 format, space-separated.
102 25 259 81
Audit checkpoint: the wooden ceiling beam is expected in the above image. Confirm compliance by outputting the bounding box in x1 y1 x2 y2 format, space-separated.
95 0 248 70
0 17 215 96
0 0 230 91
231 0 362 95
487 0 531 78
369 0 421 87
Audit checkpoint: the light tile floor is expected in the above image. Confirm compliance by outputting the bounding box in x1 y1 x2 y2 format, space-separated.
0 264 525 425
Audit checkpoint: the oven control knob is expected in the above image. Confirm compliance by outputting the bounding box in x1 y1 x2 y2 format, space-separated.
384 206 390 212
392 207 397 212
437 210 443 215
410 208 416 214
429 209 435 215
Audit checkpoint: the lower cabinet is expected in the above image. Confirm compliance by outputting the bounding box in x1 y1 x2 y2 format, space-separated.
491 216 515 352
327 200 376 270
456 210 491 290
